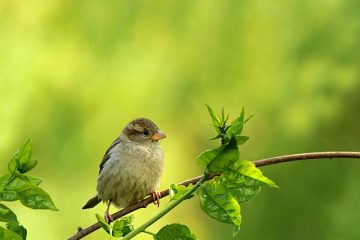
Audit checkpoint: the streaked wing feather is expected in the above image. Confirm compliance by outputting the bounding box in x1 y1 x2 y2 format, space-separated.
99 138 121 173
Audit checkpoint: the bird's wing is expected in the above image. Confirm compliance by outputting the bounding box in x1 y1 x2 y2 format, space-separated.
99 138 121 174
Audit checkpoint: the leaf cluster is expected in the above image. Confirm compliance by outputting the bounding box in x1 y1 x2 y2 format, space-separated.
97 214 134 238
206 104 251 145
196 106 277 235
0 140 58 240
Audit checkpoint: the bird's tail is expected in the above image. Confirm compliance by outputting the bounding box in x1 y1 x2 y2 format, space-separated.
82 195 101 209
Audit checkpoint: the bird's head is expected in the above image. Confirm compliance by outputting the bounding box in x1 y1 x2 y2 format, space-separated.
122 118 166 143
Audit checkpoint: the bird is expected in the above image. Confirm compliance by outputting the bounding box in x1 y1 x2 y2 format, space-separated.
82 118 166 223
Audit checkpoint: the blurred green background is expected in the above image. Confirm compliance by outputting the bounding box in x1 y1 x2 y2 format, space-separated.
1 0 360 239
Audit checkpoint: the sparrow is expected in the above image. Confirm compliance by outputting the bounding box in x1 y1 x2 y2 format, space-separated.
82 118 166 223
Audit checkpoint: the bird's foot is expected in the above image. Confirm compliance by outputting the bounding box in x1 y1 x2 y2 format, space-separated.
104 209 113 223
151 191 161 207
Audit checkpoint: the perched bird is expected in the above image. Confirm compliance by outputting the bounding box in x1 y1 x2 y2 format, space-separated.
82 118 166 222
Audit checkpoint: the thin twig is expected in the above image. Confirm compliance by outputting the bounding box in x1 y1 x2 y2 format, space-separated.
68 151 360 240
254 152 360 167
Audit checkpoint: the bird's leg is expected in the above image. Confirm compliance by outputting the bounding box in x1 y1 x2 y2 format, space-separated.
104 200 113 223
150 191 161 207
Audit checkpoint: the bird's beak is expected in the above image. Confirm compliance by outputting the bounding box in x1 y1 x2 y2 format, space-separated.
151 130 167 141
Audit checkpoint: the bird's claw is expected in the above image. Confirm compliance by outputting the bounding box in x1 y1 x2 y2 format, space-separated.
104 210 113 224
151 191 161 207
104 201 113 224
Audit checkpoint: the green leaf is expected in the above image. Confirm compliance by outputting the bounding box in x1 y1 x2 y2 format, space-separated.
96 214 110 233
8 140 37 174
7 159 18 177
6 223 27 240
0 226 23 240
210 135 221 140
196 145 226 168
2 174 41 191
0 174 20 201
8 139 37 174
112 215 134 237
4 177 32 192
0 174 10 192
196 137 238 172
154 224 197 240
221 176 262 204
0 175 35 202
0 190 20 202
19 159 37 174
224 160 278 188
225 113 245 137
169 184 194 201
235 135 249 145
226 109 253 137
21 175 42 186
0 175 55 209
196 177 241 234
0 175 56 209
197 137 239 173
206 105 221 130
0 204 18 223
220 108 229 125
96 214 134 237
18 186 58 211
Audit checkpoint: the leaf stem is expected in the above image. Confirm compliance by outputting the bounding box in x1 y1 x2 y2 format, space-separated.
122 174 209 240
142 230 155 236
109 226 112 240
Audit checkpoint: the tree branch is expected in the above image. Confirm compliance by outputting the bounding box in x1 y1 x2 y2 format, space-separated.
68 151 360 240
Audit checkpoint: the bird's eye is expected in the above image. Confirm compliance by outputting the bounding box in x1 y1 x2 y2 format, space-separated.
143 129 150 136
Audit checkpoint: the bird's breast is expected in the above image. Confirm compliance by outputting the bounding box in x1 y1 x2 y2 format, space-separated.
97 141 164 208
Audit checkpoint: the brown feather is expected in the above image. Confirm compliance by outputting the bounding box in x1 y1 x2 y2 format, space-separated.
99 138 121 173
